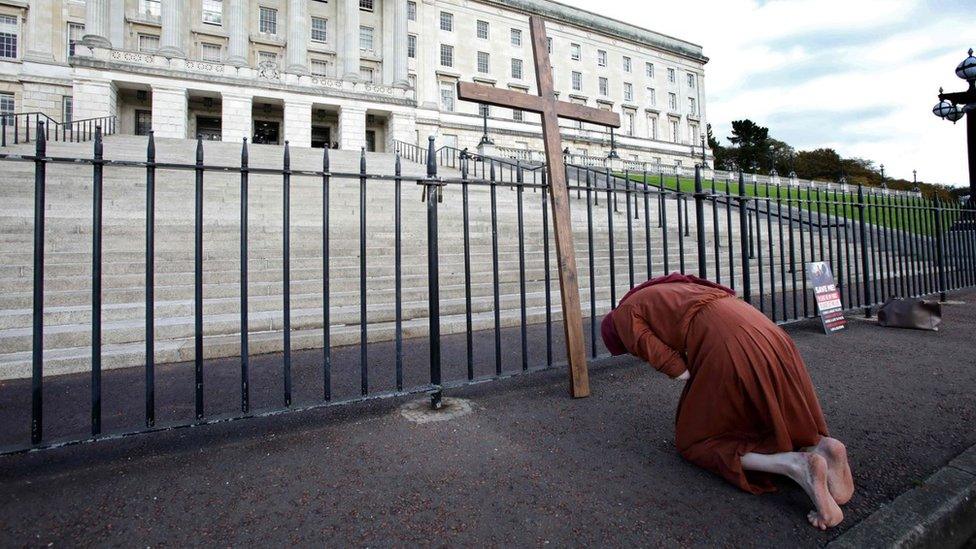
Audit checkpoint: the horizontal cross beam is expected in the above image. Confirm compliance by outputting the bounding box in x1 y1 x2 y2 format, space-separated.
456 82 621 128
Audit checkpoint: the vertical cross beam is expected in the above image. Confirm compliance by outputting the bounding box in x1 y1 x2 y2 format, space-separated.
528 18 589 398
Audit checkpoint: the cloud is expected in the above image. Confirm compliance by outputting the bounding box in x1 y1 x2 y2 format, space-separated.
562 0 972 187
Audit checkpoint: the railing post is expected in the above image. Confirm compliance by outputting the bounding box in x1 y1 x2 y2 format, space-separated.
240 138 250 412
738 172 751 304
425 136 442 409
934 197 947 302
694 165 707 279
91 126 103 436
283 141 292 406
857 183 872 317
193 136 204 420
30 122 46 445
2 114 7 147
145 132 156 427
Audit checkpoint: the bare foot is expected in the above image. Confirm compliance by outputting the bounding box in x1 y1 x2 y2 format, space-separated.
807 437 855 505
791 453 844 530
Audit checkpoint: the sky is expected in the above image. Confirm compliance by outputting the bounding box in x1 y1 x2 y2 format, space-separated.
563 0 973 187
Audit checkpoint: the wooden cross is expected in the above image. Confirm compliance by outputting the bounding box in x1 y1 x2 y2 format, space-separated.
457 16 620 398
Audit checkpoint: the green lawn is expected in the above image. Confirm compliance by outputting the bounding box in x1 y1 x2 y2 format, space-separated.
617 173 951 236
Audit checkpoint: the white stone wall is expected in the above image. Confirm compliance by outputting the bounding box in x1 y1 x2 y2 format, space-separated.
20 82 72 118
338 105 367 150
387 111 417 149
284 99 312 148
150 86 187 139
221 93 252 143
72 79 117 121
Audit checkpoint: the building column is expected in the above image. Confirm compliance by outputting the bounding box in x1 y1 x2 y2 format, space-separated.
338 105 366 150
284 99 312 148
226 0 249 66
386 111 416 150
72 79 117 120
285 0 309 74
151 86 188 139
157 0 186 58
340 0 360 80
222 92 253 143
387 0 408 87
82 0 111 48
417 0 439 108
24 0 54 62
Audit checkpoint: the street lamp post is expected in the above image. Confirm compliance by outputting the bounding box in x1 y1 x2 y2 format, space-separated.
607 127 619 159
479 106 493 146
932 48 976 201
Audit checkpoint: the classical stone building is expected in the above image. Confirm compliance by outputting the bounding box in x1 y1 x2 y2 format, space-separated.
0 0 709 164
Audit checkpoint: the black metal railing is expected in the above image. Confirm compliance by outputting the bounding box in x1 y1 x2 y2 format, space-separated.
1 126 973 454
0 112 117 146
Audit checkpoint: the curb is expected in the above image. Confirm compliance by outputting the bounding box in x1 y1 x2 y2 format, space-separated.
828 444 976 548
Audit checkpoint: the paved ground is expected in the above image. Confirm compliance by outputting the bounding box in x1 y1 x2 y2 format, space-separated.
1 290 974 546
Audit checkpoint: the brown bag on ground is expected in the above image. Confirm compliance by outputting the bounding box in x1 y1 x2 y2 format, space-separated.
876 298 942 331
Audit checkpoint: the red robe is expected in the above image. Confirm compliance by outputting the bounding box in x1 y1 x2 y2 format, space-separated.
606 275 829 494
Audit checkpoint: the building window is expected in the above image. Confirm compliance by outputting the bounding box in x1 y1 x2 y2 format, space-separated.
670 119 679 143
311 17 327 43
439 44 453 67
62 96 73 123
407 1 417 21
479 104 489 118
138 33 160 53
407 74 416 88
203 0 222 25
691 123 699 143
407 34 417 58
440 83 455 111
439 11 453 32
258 50 277 64
597 49 606 67
688 97 697 115
477 51 489 74
510 28 521 47
546 36 551 53
201 42 222 62
259 7 277 34
0 14 17 59
598 77 608 96
623 56 631 73
310 59 329 76
359 0 374 11
571 71 582 91
570 43 580 61
139 0 161 18
0 92 14 116
687 73 696 88
667 67 675 83
645 62 654 78
647 87 656 106
360 66 374 82
512 108 523 122
511 58 523 79
647 115 657 139
624 111 634 136
476 20 489 40
624 82 633 102
668 92 677 111
67 22 84 57
359 26 373 50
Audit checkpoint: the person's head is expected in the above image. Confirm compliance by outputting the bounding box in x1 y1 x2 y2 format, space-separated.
601 312 628 356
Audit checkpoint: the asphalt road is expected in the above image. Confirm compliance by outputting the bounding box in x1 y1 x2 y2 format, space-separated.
1 290 974 547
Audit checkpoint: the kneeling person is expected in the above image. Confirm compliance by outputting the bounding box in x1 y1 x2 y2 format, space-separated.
602 273 854 529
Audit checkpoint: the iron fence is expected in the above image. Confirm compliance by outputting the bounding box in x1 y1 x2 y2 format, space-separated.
0 112 118 146
0 125 974 454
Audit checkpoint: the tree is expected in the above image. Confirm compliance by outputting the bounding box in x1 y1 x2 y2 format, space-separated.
795 148 842 181
768 138 795 175
727 119 771 173
706 123 733 169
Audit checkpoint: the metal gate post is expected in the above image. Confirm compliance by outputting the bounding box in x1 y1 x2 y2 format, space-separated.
424 136 443 409
694 165 707 278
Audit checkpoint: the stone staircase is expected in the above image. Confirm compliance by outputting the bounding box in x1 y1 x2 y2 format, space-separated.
0 135 806 380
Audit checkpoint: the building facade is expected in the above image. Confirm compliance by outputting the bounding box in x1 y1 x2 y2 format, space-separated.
0 0 709 165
